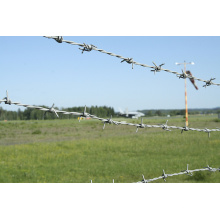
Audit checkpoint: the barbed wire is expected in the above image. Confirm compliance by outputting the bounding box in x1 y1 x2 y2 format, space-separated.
136 164 220 183
2 37 220 184
1 90 220 137
44 36 220 87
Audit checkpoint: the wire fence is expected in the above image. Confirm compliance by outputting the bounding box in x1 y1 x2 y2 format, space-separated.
1 37 220 183
44 36 220 88
88 164 220 183
136 164 220 183
1 90 220 137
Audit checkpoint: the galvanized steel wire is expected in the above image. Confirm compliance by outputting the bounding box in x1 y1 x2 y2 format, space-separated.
44 36 220 87
137 164 220 183
1 91 220 137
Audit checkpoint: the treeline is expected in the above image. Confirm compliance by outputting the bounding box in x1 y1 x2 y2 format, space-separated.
143 109 185 117
0 106 115 121
143 108 220 117
0 107 19 120
1 106 220 121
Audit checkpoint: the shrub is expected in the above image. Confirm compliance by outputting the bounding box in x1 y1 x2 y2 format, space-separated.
213 118 220 122
32 129 42 135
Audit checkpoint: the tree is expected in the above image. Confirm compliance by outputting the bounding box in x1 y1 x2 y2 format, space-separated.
147 110 152 117
155 110 162 116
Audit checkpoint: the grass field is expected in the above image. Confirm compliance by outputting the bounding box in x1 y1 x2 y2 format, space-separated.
0 115 219 183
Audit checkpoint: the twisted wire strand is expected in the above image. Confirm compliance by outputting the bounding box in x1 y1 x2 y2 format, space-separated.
137 165 220 183
1 92 220 136
44 36 220 87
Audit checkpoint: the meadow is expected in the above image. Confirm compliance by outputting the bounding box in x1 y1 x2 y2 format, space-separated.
0 115 219 183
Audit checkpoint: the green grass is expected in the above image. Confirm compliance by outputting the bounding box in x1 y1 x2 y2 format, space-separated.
0 115 219 183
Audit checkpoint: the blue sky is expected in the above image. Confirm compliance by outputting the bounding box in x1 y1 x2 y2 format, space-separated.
1 1 220 113
1 36 220 112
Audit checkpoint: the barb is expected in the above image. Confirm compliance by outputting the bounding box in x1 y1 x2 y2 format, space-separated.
203 78 216 88
98 115 119 130
135 118 145 133
138 164 220 183
1 91 220 136
79 43 97 54
162 169 168 182
55 36 63 43
121 58 134 69
181 126 189 133
178 69 187 79
0 90 12 105
44 36 220 87
158 120 171 131
181 164 193 176
151 62 165 74
43 103 59 118
45 36 63 43
78 106 90 122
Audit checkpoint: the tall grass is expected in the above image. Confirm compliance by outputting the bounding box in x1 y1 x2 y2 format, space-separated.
0 116 219 183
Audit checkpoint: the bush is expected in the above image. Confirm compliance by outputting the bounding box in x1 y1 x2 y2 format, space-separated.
32 129 42 135
213 118 220 122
